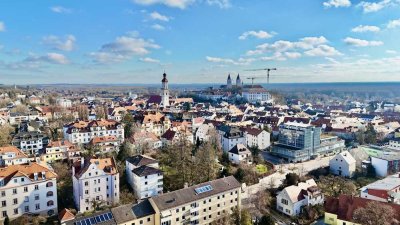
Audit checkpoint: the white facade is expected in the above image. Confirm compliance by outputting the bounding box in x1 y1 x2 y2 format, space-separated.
0 163 58 221
370 156 390 177
221 136 245 153
72 158 119 213
126 156 163 200
63 120 124 145
242 91 272 103
195 124 214 142
228 144 252 165
57 98 72 108
276 179 324 217
0 146 29 166
389 139 400 151
244 129 270 150
329 151 356 178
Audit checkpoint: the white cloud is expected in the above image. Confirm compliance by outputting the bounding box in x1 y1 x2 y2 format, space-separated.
151 24 166 30
260 52 287 61
357 0 398 13
150 11 170 21
25 53 69 65
139 57 160 63
285 52 302 59
132 0 231 9
206 56 254 65
205 0 231 8
90 34 160 63
132 0 195 9
351 25 380 33
323 0 351 8
50 6 72 14
344 37 384 47
239 30 276 40
297 36 328 49
386 50 397 54
42 35 76 51
387 19 400 29
304 45 342 56
0 21 5 32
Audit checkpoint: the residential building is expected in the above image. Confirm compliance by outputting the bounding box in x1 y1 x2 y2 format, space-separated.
0 146 29 166
161 129 193 146
324 195 400 225
63 119 124 145
242 85 272 104
329 151 356 178
136 112 171 137
0 162 58 221
41 140 77 163
218 126 246 152
11 131 49 156
8 112 40 125
89 136 120 153
57 98 72 108
370 154 400 177
126 155 163 200
272 122 344 162
243 127 270 150
195 123 215 143
228 144 252 165
148 176 241 225
276 179 324 217
64 209 116 225
130 130 162 150
72 157 119 213
111 200 155 225
359 174 400 204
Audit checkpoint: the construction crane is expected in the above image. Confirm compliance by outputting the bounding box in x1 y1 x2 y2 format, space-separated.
246 77 257 86
245 68 277 84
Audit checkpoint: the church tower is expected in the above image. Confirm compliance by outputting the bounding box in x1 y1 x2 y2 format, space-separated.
236 74 242 87
227 74 232 89
160 72 170 107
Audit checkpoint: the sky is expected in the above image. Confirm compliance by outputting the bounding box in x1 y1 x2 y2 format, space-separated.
0 0 400 85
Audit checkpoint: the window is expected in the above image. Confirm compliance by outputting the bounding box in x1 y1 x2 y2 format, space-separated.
47 201 54 207
35 185 39 190
35 195 39 200
281 199 289 205
24 196 29 202
24 187 28 192
13 208 18 215
24 206 29 212
35 204 40 210
2 211 6 217
13 199 18 205
12 189 17 194
47 191 53 197
1 201 6 207
1 191 4 197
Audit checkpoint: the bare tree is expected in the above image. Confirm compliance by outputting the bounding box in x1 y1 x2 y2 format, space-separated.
353 201 396 225
0 125 14 147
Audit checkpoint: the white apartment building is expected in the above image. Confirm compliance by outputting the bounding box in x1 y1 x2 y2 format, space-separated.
244 127 270 150
137 112 171 137
63 119 124 145
57 98 72 108
72 157 119 213
329 151 356 178
276 179 324 217
0 146 29 166
228 144 252 165
8 112 40 125
0 163 58 221
126 155 163 200
242 86 272 104
218 126 246 152
149 176 242 225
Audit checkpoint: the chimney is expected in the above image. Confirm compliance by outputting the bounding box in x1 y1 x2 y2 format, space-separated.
184 182 189 188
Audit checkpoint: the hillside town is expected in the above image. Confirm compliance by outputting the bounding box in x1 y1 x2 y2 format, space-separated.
0 73 400 225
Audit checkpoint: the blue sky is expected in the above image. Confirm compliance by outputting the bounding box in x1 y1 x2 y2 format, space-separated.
0 0 400 84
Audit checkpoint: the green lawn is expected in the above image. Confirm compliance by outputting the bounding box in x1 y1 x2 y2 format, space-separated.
256 164 268 174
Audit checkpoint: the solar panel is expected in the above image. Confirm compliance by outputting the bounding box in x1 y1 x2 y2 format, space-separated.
107 212 113 219
95 216 101 223
90 218 96 224
85 219 91 225
103 213 109 220
99 214 105 221
194 185 213 194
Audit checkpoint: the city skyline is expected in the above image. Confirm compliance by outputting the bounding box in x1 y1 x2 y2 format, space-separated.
1 0 400 84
